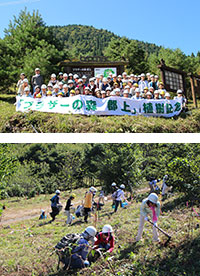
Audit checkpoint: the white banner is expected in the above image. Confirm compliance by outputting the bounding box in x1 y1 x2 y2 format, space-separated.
94 68 117 77
16 96 182 117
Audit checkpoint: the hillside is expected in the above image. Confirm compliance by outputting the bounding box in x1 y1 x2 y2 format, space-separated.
0 187 200 276
49 24 161 58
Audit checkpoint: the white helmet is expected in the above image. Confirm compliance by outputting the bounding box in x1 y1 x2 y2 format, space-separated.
51 73 56 78
177 89 183 94
68 80 74 84
120 184 125 189
148 193 158 204
73 74 79 79
111 182 116 187
53 84 59 89
24 87 30 92
55 190 60 194
89 186 97 192
63 73 68 77
110 91 116 96
23 79 29 83
102 224 113 233
85 226 97 237
135 88 140 93
41 84 47 89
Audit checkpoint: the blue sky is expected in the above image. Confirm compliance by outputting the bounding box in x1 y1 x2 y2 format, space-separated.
0 0 199 56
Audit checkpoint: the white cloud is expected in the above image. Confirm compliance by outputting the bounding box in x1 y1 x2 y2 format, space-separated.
0 0 40 6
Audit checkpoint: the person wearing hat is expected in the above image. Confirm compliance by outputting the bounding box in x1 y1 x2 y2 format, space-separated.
106 87 111 97
50 190 61 222
135 193 161 242
88 78 96 95
41 84 47 97
159 90 166 99
58 72 63 81
110 75 120 88
113 184 128 213
94 74 101 89
74 87 80 95
122 72 127 82
63 226 97 270
69 90 76 97
65 194 76 225
17 73 26 96
62 73 68 85
148 75 158 90
84 87 90 96
165 92 171 100
100 77 109 92
123 90 129 98
63 84 69 97
58 82 64 93
95 88 101 98
68 80 75 93
132 88 141 100
174 89 187 109
77 79 85 94
154 90 160 100
24 87 32 97
101 90 106 99
139 73 148 92
146 73 151 82
82 75 88 87
93 224 115 253
49 73 58 87
47 83 53 92
83 187 97 223
47 90 53 97
115 88 121 97
117 75 123 89
57 92 63 98
31 68 43 92
53 84 59 97
158 82 165 90
146 91 153 100
39 209 47 220
68 73 73 80
21 79 31 96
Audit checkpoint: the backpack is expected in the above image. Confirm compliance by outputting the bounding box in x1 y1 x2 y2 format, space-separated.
55 233 81 270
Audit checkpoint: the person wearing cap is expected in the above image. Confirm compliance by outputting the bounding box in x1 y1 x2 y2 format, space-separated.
62 73 68 85
47 90 52 97
117 75 123 89
148 75 158 90
158 82 165 90
110 90 116 97
93 224 115 254
84 87 90 96
113 184 128 213
110 75 120 88
82 75 88 87
88 78 96 96
33 85 41 98
63 84 69 97
63 226 97 270
174 89 187 109
154 75 160 87
50 190 61 222
95 74 101 89
135 193 161 242
49 73 58 87
65 193 76 225
154 90 160 100
132 88 141 100
100 77 109 91
122 72 127 82
58 72 63 81
95 88 101 98
52 84 59 97
101 90 106 99
74 87 80 95
115 88 121 97
69 90 76 97
68 80 75 93
17 73 26 95
165 92 171 100
77 79 85 94
145 91 153 100
58 82 64 93
47 83 53 92
57 92 63 98
21 79 31 96
159 90 166 99
130 83 139 96
149 87 154 97
123 90 129 98
146 73 151 82
41 84 47 98
24 87 32 98
39 210 47 220
139 73 148 93
31 68 43 92
73 74 79 87
106 87 111 97
83 187 97 223
68 73 73 80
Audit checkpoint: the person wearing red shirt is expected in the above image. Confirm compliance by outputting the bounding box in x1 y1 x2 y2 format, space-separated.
94 224 114 253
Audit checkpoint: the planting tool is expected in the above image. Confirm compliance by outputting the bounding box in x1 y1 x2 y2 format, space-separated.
147 219 171 246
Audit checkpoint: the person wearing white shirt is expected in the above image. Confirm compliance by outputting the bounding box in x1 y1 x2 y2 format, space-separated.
139 73 148 92
113 184 128 212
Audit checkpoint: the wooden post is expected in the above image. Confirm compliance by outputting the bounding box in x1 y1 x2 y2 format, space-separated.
189 74 198 108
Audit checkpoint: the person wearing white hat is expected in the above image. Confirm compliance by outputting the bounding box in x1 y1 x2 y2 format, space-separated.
73 74 79 87
82 75 88 87
135 193 161 242
88 78 96 95
49 73 58 87
31 68 43 92
101 90 107 99
115 88 121 97
132 88 141 100
95 74 101 89
41 84 47 97
113 184 129 213
139 73 148 93
62 225 97 269
110 91 116 96
174 89 187 108
68 73 73 80
50 190 61 222
58 82 64 93
146 91 153 99
20 78 31 96
148 75 158 90
68 80 75 94
123 90 129 98
53 84 59 97
24 86 32 97
76 78 85 95
154 90 160 100
93 224 115 253
146 73 151 82
58 72 63 81
63 84 69 97
122 72 127 82
165 92 171 100
62 73 68 85
17 73 26 96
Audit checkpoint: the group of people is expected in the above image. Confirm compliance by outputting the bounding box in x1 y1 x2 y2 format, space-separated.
45 179 168 271
16 68 187 106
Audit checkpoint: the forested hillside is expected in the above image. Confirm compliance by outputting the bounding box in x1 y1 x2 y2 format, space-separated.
49 24 161 58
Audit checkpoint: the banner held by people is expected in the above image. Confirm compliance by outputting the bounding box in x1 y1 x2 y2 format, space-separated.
16 95 182 117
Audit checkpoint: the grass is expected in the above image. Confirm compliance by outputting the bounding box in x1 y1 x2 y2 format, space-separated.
0 93 200 132
0 187 200 276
